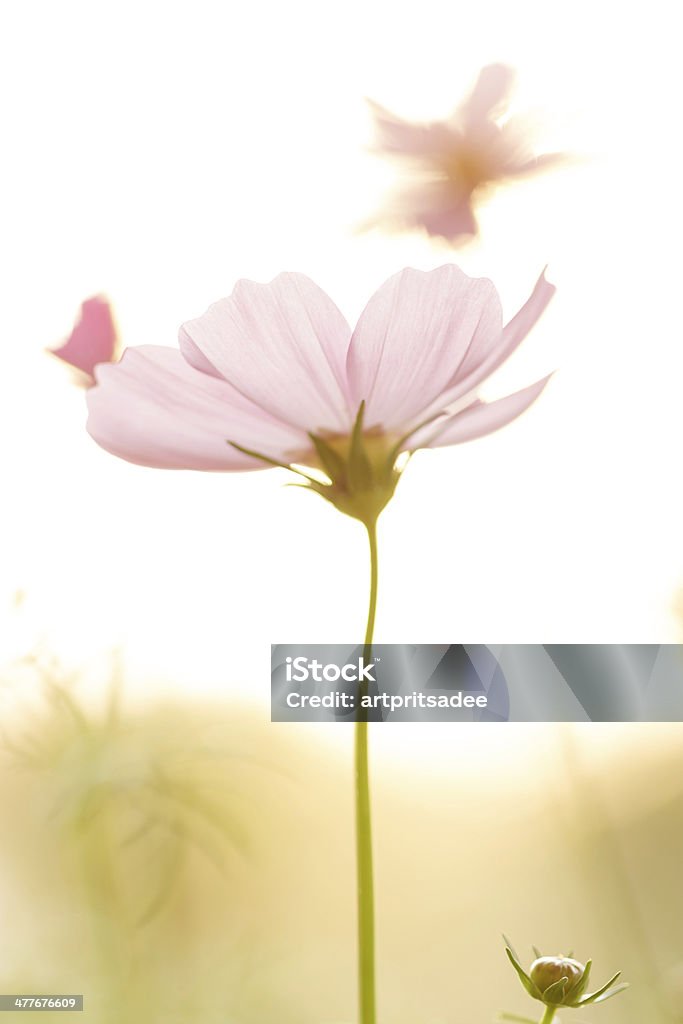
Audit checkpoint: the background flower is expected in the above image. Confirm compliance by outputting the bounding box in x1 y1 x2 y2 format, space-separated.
367 63 565 244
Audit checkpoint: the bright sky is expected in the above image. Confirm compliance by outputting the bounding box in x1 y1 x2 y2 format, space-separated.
2 0 682 729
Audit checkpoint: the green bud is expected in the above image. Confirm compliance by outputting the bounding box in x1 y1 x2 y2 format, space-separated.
504 939 628 1012
530 956 585 1002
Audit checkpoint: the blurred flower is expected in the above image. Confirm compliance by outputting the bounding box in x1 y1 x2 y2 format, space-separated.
505 940 628 1010
50 296 119 384
86 264 554 523
367 64 565 244
3 667 252 932
0 649 344 1024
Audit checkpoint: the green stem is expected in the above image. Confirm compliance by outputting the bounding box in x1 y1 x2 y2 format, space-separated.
363 521 379 653
355 519 379 1024
540 1007 556 1024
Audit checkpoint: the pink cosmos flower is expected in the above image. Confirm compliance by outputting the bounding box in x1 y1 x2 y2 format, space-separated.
86 264 554 521
50 297 119 384
368 64 564 244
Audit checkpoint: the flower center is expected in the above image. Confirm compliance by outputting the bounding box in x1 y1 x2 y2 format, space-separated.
440 146 497 191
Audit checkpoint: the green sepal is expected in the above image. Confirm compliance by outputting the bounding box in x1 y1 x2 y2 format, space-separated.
230 402 405 527
577 971 624 1006
505 947 541 1001
542 977 568 1005
308 432 347 486
285 480 337 508
348 401 374 491
585 982 629 1005
228 441 320 485
502 935 520 961
568 957 592 1000
531 946 542 959
228 441 292 472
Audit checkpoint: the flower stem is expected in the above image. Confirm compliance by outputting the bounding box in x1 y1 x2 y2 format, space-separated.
355 518 379 1024
363 521 379 652
539 1007 556 1024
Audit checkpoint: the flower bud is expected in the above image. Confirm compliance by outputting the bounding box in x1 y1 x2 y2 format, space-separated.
530 956 585 1001
505 938 627 1011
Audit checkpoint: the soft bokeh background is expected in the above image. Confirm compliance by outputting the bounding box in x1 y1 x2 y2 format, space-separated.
2 659 683 1024
2 1 683 1022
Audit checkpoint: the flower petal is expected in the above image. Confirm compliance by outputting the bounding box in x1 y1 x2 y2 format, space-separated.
179 273 353 433
416 189 479 241
176 332 225 379
86 346 309 471
346 264 502 430
385 178 479 242
51 297 119 380
367 99 455 160
457 63 515 125
415 374 552 449
410 268 555 426
467 268 555 379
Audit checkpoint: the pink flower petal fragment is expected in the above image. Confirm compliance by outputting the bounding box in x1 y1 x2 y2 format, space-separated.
347 264 502 431
179 273 353 435
51 297 118 381
86 346 308 471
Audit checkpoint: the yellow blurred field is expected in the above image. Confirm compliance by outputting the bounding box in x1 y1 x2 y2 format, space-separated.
1 657 682 1024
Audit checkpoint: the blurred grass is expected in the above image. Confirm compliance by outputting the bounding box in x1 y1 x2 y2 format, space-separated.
1 655 683 1022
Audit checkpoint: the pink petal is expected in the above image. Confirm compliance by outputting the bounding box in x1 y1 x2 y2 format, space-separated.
411 268 555 426
418 193 478 241
346 265 502 430
417 374 552 449
457 64 515 125
386 178 479 242
498 268 556 363
51 297 118 381
465 268 555 378
179 273 353 434
86 346 309 471
176 332 225 379
367 99 456 160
